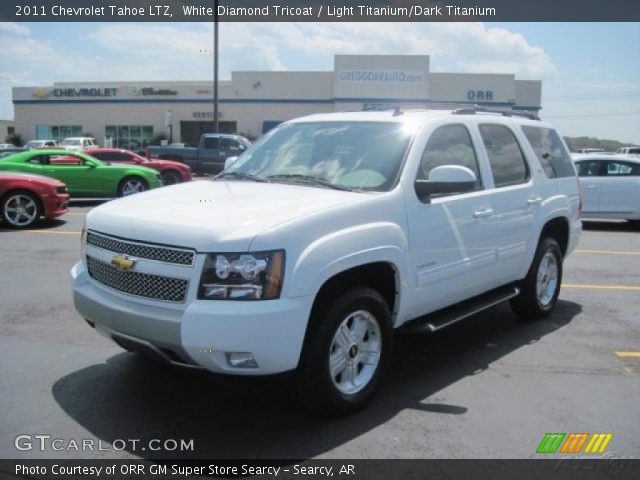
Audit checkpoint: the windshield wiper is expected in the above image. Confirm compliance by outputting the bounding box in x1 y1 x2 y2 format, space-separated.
266 174 355 191
216 171 269 183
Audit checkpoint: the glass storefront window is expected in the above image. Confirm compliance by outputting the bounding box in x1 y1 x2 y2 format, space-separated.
105 125 154 151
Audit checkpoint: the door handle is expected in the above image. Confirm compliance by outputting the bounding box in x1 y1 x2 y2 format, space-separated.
473 208 494 218
586 185 598 190
527 196 544 205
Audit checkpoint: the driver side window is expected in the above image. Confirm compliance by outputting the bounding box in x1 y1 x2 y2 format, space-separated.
418 124 483 189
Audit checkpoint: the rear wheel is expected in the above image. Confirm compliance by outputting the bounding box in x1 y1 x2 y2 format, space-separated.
160 170 182 186
294 287 392 414
510 237 563 320
1 191 41 228
117 177 148 197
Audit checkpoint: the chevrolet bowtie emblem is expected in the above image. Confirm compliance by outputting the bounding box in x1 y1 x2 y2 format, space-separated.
111 255 136 271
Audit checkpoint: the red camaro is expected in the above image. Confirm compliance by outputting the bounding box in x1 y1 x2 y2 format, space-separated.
84 148 192 185
0 172 69 228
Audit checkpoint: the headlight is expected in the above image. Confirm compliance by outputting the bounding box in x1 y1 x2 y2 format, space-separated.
198 250 284 300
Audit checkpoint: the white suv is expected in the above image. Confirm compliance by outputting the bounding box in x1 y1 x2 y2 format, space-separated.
72 108 581 412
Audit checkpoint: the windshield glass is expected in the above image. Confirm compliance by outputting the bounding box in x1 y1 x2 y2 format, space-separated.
60 139 81 146
225 121 414 192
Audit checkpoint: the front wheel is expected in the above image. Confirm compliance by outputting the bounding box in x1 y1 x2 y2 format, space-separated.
510 237 563 320
1 191 41 228
117 177 148 197
294 287 393 414
160 170 182 186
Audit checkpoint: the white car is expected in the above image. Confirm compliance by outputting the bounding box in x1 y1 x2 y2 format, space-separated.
25 139 57 149
573 154 640 222
59 137 97 150
616 146 640 155
72 108 581 412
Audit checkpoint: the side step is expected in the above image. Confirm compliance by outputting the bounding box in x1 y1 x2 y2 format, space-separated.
401 285 520 334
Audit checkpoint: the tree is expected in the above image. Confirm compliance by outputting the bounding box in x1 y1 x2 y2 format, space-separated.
5 132 23 147
147 131 168 146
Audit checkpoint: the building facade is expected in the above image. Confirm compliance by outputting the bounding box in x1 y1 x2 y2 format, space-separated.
12 54 542 147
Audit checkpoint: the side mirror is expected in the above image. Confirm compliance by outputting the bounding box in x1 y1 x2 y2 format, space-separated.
414 165 477 202
224 156 238 170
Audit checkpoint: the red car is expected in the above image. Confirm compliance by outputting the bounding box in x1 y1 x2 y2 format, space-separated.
0 172 69 228
84 148 192 185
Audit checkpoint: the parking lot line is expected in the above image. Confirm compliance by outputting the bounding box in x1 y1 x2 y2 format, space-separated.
562 283 640 291
575 249 640 256
615 351 640 358
16 230 81 235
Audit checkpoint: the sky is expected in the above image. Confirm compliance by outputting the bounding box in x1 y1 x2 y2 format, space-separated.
0 21 639 143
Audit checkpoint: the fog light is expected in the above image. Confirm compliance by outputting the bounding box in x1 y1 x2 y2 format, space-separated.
226 352 259 369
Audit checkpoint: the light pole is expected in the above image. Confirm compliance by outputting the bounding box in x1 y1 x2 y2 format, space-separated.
213 0 219 134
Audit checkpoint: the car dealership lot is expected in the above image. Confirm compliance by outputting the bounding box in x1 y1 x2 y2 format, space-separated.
0 205 638 459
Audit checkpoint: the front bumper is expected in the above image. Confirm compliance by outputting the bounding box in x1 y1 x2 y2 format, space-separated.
71 261 314 375
43 193 69 219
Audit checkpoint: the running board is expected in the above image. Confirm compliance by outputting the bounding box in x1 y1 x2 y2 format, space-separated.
401 285 520 334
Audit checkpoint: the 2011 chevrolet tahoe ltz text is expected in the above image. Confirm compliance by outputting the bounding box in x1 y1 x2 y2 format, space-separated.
71 108 582 413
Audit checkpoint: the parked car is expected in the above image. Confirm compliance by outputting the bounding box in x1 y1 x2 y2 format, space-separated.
573 153 640 223
25 140 57 150
616 146 640 155
0 149 162 198
0 172 69 228
59 137 97 150
0 144 15 149
0 148 26 158
146 134 252 175
575 148 606 154
72 108 581 413
84 148 192 185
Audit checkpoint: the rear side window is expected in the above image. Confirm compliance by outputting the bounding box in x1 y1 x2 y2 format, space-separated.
605 161 640 176
479 125 529 187
418 124 482 189
203 137 219 149
521 126 575 178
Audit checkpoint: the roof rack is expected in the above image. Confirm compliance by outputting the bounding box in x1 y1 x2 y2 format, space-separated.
452 105 540 120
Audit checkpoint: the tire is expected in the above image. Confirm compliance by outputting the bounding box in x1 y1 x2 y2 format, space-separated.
117 176 148 197
1 190 42 228
510 237 563 320
294 287 393 415
160 170 182 186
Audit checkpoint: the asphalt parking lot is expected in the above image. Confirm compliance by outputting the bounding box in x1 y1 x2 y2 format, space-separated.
0 202 639 460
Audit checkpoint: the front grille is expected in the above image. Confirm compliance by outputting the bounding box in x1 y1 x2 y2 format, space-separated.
87 231 194 266
87 256 188 303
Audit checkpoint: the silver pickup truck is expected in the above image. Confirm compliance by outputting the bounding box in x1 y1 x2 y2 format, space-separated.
146 133 252 175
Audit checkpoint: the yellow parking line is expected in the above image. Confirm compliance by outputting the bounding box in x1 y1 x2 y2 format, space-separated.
575 249 640 256
563 284 640 291
615 351 640 358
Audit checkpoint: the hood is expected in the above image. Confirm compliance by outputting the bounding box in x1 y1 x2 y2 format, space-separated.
101 162 158 175
0 171 64 186
148 158 189 170
87 180 365 251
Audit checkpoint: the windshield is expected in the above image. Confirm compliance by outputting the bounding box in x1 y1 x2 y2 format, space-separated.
225 121 414 192
60 139 81 146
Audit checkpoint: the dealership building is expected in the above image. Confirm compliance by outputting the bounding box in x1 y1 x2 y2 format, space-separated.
12 54 542 147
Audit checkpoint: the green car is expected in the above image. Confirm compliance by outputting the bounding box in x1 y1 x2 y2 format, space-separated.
0 149 162 197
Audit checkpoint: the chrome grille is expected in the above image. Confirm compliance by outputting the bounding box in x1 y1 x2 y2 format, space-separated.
87 256 188 303
87 231 194 266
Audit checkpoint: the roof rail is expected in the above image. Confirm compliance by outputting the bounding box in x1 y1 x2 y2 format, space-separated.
452 105 540 121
